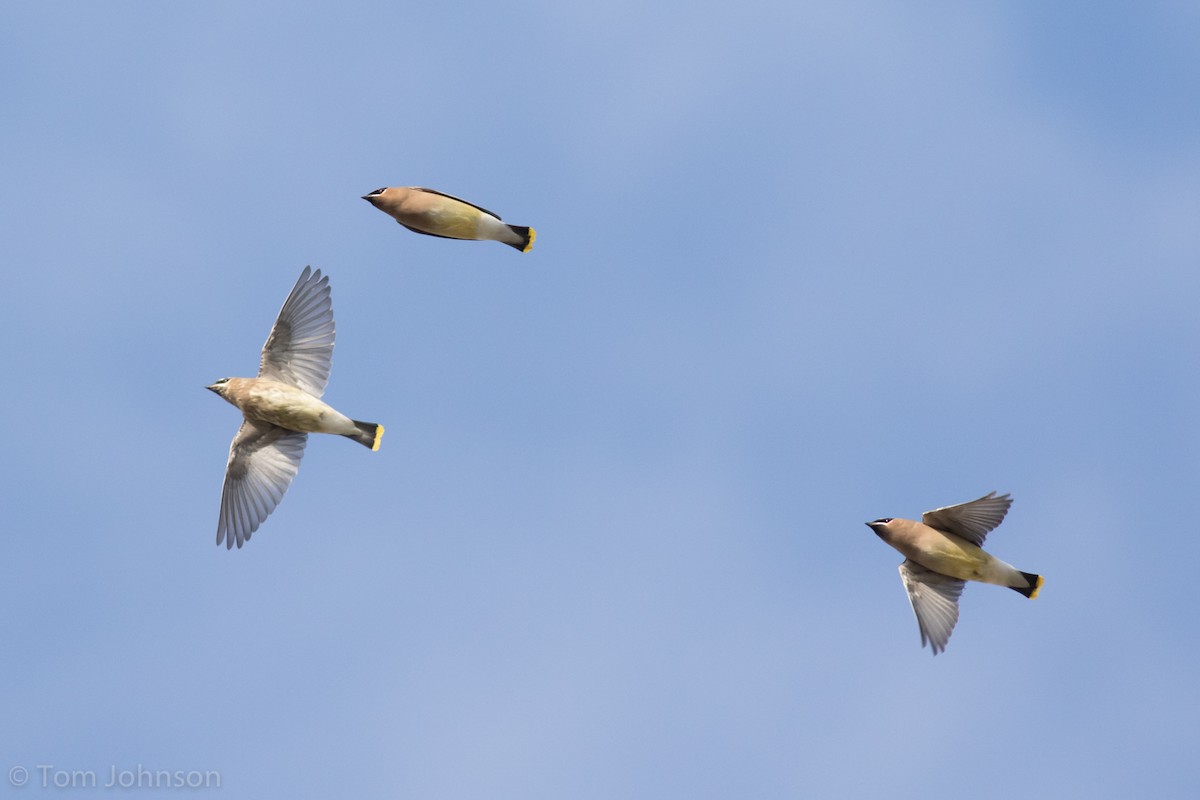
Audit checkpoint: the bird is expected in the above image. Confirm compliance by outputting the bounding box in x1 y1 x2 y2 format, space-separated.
362 186 535 252
865 491 1042 655
206 266 383 549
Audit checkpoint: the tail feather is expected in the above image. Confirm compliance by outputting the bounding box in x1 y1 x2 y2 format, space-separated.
1010 571 1043 599
506 225 535 252
345 421 384 451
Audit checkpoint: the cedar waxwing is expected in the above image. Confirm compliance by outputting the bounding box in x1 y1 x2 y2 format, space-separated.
361 186 535 252
207 266 383 549
866 491 1042 655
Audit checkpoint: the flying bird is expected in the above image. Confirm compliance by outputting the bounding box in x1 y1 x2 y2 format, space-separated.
207 266 383 549
866 491 1042 655
362 186 535 252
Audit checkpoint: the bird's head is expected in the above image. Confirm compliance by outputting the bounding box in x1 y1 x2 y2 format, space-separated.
206 377 231 397
361 187 388 205
865 518 895 539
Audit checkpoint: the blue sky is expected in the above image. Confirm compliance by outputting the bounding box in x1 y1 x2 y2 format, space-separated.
3 1 1199 797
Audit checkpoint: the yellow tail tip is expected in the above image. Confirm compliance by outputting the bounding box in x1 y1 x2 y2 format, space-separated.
1029 575 1044 600
523 228 536 253
372 424 384 451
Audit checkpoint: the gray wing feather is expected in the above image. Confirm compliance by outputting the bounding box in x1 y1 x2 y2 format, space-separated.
921 491 1012 547
899 560 965 655
216 419 308 549
411 187 502 220
399 222 466 241
258 266 335 398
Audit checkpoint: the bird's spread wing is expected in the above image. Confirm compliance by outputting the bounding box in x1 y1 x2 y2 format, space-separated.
217 419 308 549
411 187 501 220
258 266 335 398
921 491 1012 547
899 560 965 655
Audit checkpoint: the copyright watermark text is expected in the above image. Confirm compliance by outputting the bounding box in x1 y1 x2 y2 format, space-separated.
8 764 221 791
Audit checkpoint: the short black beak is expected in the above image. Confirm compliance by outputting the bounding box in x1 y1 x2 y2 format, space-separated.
205 384 219 394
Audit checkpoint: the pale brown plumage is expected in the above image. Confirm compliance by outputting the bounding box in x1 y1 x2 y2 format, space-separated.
866 492 1042 654
362 186 536 252
207 267 383 549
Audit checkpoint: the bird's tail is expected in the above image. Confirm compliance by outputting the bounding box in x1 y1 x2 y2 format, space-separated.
506 225 535 252
345 421 384 451
1010 571 1043 599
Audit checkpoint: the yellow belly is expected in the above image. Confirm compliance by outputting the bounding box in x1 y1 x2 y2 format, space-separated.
915 536 991 582
242 382 354 435
422 206 481 239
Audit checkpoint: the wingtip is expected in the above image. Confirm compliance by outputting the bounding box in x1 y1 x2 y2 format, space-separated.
920 631 945 656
